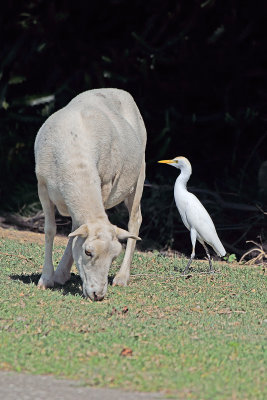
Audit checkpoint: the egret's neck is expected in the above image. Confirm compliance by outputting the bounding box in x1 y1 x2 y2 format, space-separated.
175 166 192 190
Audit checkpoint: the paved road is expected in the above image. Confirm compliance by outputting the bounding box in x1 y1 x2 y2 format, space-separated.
0 371 166 400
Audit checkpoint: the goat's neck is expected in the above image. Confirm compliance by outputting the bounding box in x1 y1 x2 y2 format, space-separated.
69 179 108 227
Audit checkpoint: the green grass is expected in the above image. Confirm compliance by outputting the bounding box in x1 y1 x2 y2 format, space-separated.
0 237 266 399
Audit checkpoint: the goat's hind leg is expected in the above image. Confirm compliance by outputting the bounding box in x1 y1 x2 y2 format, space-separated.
37 182 56 289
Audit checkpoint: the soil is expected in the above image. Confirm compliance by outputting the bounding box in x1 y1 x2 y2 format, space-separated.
0 226 68 246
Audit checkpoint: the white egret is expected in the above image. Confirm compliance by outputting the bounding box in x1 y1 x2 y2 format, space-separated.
158 156 226 274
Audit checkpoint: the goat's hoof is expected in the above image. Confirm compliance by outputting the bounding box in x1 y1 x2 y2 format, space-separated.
112 274 129 287
54 272 71 285
37 276 54 289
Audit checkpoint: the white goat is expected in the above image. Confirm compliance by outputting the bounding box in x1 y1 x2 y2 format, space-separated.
34 88 146 301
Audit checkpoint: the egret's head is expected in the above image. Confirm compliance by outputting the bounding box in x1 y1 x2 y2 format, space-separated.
158 156 192 172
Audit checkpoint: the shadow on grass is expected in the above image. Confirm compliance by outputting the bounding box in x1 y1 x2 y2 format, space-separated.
10 273 115 297
172 262 220 279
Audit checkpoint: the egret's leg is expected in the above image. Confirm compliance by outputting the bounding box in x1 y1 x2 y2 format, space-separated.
182 229 197 275
202 243 214 273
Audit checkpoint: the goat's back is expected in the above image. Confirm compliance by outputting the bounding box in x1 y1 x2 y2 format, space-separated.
34 89 146 213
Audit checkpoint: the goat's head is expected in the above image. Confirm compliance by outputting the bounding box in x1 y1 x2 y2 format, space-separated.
69 223 140 301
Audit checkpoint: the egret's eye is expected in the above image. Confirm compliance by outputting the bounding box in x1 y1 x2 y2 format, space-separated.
85 249 92 257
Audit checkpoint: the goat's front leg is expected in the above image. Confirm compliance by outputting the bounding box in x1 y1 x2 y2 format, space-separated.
113 160 145 287
54 237 74 285
37 183 56 289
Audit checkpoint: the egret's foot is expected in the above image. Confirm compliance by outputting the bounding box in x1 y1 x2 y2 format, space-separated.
181 269 191 277
181 258 193 276
209 268 215 274
174 265 190 275
112 273 129 287
37 276 54 289
54 270 71 285
208 259 214 274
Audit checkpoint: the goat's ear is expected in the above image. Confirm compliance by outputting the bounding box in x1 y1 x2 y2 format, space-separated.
114 226 141 241
69 224 89 238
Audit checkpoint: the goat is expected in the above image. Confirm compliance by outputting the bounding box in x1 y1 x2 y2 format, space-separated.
34 88 146 301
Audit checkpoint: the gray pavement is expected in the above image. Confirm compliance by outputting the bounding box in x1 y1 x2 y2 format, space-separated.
0 371 166 400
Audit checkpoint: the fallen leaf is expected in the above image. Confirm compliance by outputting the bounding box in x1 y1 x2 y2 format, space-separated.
109 307 117 316
20 301 26 308
0 362 12 370
120 348 133 357
79 325 90 333
218 308 231 314
109 306 129 316
191 306 203 312
232 310 246 314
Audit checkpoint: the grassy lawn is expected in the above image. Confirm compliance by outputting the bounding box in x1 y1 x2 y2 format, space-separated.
0 236 266 399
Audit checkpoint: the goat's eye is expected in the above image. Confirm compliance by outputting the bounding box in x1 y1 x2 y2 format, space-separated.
85 249 92 257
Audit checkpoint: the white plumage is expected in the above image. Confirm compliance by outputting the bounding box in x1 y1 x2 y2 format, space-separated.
158 156 226 273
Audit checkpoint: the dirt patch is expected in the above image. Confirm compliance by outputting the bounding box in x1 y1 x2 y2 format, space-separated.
0 225 250 269
0 226 68 246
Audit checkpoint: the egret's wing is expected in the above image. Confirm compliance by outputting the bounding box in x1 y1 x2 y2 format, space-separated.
184 193 225 256
185 194 215 229
175 196 191 231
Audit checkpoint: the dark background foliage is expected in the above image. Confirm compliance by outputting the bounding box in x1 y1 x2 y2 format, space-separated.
0 0 266 255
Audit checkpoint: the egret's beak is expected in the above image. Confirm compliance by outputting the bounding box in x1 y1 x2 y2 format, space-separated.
158 159 175 164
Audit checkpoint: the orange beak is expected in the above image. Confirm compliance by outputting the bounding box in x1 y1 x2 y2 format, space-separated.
158 159 176 164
